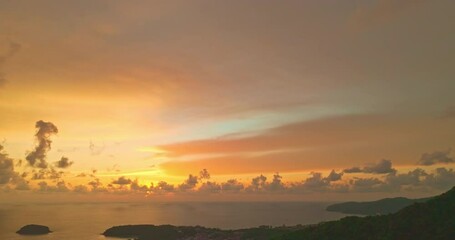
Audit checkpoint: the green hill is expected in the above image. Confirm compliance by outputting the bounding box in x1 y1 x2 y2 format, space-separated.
279 187 455 240
326 197 430 215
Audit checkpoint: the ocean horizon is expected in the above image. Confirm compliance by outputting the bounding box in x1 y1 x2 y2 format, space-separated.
1 201 351 240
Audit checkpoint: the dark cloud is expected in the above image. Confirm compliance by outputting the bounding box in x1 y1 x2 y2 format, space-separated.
246 174 267 192
73 185 89 193
302 172 330 190
0 145 28 190
130 179 149 192
178 174 198 191
364 159 396 174
55 156 73 168
38 180 69 192
423 167 455 190
198 181 221 193
87 178 107 192
31 168 64 180
350 177 384 192
418 149 454 166
0 145 15 184
0 41 21 86
220 179 244 192
343 167 363 173
267 173 285 192
326 170 343 182
384 168 428 191
344 159 396 174
26 120 59 168
150 181 175 193
112 176 132 185
199 168 210 180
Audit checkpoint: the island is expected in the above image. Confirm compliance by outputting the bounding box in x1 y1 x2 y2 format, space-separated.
103 186 455 240
326 196 430 215
16 224 51 235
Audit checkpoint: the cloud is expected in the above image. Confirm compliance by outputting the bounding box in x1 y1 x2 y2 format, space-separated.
130 179 149 192
55 156 74 168
158 114 454 175
31 168 64 180
111 176 132 185
326 170 343 182
73 184 89 193
199 168 210 180
384 168 428 191
363 159 396 174
267 173 285 192
198 181 221 194
423 167 455 190
246 174 267 192
220 179 244 193
26 120 59 168
89 141 105 155
0 144 28 189
302 172 330 190
178 174 199 191
350 177 384 192
0 145 16 184
418 149 454 166
150 181 175 193
344 159 396 174
0 41 21 86
37 180 69 192
350 0 425 30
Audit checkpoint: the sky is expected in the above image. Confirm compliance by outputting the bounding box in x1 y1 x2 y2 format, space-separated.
0 0 454 202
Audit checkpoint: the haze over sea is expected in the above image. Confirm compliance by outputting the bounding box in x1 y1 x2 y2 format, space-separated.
0 201 349 239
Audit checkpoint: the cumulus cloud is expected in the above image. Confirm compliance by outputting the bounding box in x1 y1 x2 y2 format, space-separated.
130 179 149 192
423 167 455 190
31 168 64 180
199 168 210 180
0 145 28 190
344 159 396 174
112 176 132 185
418 149 454 166
26 120 59 168
38 180 69 192
267 173 285 192
302 172 330 190
326 170 343 182
73 184 89 193
220 179 244 192
350 177 384 192
364 159 396 174
55 156 74 168
247 174 267 192
0 145 16 184
198 181 221 193
150 181 175 193
178 174 199 191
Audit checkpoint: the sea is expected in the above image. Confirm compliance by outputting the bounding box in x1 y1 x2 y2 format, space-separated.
0 201 350 239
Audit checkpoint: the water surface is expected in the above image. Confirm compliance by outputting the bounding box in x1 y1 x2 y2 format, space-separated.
0 201 350 239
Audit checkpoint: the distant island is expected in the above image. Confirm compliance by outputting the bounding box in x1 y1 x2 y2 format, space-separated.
16 224 51 235
326 196 430 215
103 186 455 240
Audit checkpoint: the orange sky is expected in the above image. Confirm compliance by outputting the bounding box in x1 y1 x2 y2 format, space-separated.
0 0 454 201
